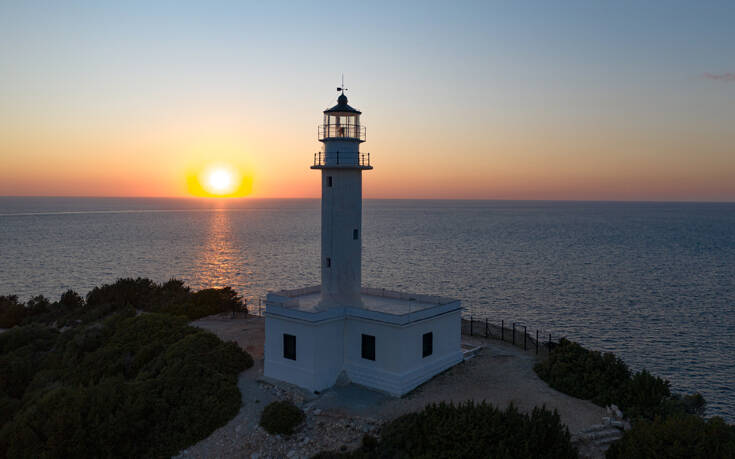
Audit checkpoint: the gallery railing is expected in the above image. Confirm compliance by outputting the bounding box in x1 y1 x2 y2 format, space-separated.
313 151 371 167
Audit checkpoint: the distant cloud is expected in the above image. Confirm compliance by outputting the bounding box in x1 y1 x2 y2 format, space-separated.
703 73 735 82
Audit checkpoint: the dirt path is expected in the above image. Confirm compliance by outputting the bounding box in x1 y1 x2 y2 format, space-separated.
180 316 606 458
315 335 605 434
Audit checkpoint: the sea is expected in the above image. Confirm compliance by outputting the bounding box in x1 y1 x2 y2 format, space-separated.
1 197 733 421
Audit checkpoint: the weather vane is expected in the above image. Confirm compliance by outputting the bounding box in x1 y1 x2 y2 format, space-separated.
337 74 347 95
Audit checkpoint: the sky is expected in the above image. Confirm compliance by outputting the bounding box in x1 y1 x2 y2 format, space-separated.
1 1 734 201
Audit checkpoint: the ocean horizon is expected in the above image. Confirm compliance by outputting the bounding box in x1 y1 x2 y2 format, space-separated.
1 196 733 421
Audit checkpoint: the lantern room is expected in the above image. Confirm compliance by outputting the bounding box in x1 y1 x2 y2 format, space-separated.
319 93 366 142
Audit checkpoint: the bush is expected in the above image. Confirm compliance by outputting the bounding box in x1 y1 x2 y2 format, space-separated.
59 290 84 310
260 401 305 435
0 313 253 458
534 338 630 407
0 295 26 328
84 278 243 321
316 402 577 458
606 414 735 459
534 338 696 421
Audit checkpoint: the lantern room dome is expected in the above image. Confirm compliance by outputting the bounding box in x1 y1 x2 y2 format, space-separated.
324 94 361 115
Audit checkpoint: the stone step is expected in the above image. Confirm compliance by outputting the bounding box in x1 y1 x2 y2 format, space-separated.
579 424 608 434
587 429 623 441
461 344 483 360
594 435 623 449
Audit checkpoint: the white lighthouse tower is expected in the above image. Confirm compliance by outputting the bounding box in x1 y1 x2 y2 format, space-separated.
263 87 463 396
312 89 371 308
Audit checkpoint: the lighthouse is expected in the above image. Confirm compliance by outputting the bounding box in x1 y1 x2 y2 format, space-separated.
264 87 463 396
312 90 372 308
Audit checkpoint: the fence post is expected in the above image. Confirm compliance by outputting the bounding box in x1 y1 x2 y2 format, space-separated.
536 329 539 354
549 333 552 349
470 316 473 336
512 323 516 345
501 320 504 341
523 325 527 351
485 318 488 337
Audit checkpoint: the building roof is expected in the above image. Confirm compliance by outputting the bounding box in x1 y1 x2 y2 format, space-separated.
265 285 462 325
324 93 361 115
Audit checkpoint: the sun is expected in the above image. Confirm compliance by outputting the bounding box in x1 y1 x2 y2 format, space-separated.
186 162 253 197
207 168 234 194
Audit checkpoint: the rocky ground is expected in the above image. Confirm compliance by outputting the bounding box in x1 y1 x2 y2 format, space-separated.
179 315 611 459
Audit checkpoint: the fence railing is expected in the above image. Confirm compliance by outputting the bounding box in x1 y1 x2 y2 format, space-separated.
313 151 371 168
461 314 558 357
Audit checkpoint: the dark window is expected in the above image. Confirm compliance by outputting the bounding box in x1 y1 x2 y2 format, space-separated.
353 229 359 240
284 334 296 360
326 257 331 268
361 334 375 361
422 332 433 358
327 176 333 187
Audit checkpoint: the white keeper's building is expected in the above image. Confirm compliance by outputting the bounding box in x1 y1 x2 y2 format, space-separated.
263 90 463 396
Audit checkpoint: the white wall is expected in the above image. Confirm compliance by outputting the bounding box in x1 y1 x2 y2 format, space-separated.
265 309 463 397
343 309 463 396
320 168 363 307
264 314 346 393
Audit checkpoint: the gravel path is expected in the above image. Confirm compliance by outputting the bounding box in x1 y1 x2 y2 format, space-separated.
178 316 607 458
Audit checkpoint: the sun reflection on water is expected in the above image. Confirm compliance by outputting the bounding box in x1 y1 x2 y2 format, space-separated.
192 207 246 292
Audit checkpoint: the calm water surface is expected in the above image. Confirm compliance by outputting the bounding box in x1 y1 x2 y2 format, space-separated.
1 197 733 420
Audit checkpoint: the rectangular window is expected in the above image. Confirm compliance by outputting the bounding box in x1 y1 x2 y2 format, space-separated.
326 257 331 268
422 332 433 358
283 334 296 360
327 176 333 187
353 229 359 240
361 334 375 361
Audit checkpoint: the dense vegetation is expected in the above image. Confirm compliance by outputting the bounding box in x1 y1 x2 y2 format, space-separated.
606 413 735 458
534 338 705 420
0 279 253 458
534 337 734 458
260 400 305 435
0 277 244 329
315 402 578 459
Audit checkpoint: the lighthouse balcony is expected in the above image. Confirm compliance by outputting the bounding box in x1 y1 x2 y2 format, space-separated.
318 123 366 142
311 151 373 169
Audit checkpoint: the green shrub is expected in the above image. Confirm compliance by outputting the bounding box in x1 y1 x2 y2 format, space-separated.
534 338 697 421
534 338 630 407
59 290 84 310
606 414 735 459
260 401 305 435
0 325 58 400
316 402 577 458
0 313 253 458
4 278 245 329
621 369 671 419
0 295 26 328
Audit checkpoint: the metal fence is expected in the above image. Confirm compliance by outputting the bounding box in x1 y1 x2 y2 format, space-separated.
461 315 558 357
